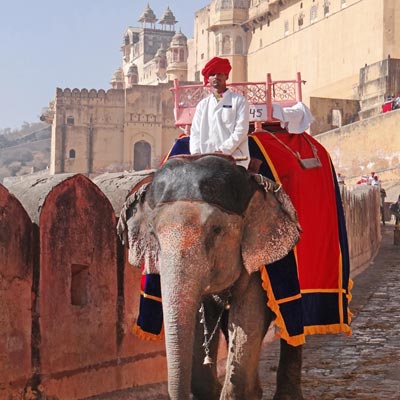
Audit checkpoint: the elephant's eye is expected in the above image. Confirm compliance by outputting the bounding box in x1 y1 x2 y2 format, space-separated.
205 225 223 253
212 225 222 235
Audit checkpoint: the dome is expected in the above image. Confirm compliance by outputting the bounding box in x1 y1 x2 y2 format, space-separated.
138 4 157 24
170 29 187 47
111 68 124 82
159 6 177 26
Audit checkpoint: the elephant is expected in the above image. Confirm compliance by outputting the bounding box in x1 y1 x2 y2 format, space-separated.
118 154 304 400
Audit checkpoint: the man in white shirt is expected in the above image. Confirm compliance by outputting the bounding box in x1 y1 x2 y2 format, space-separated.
371 175 381 188
189 57 250 169
368 171 376 185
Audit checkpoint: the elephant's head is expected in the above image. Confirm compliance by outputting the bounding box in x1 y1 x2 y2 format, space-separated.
118 154 300 399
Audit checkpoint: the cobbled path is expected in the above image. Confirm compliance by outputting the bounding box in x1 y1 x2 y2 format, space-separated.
261 223 400 399
88 224 400 400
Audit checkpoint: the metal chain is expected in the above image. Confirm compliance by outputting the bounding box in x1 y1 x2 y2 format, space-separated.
199 293 231 365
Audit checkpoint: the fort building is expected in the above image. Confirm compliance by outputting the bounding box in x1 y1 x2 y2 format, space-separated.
42 0 400 179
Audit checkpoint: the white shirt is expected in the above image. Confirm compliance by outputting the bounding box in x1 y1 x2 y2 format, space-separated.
372 179 381 189
190 90 250 168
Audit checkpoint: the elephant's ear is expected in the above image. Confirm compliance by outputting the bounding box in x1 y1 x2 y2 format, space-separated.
117 184 159 274
241 186 301 274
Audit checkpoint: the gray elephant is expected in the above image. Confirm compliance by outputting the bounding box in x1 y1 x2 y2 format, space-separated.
119 154 303 400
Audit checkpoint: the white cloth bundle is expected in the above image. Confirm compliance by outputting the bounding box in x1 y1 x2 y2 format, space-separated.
272 102 314 134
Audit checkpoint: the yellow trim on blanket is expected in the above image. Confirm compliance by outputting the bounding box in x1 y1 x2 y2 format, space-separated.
300 288 347 294
275 294 302 304
260 265 306 347
161 133 188 164
304 323 352 336
338 249 344 327
250 135 282 184
347 278 354 324
133 323 164 341
140 290 162 302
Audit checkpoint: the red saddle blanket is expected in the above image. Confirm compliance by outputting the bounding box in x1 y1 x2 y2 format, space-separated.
249 130 352 344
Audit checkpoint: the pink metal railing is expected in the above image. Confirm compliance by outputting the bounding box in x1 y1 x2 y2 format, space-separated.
170 72 304 128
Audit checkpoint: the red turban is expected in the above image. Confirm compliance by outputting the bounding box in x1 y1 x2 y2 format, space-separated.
201 57 232 85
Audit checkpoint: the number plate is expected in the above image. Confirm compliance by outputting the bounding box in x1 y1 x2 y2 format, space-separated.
249 104 268 121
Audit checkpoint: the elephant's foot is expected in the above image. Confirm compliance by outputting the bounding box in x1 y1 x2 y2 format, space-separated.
191 369 221 400
192 391 220 400
273 376 304 400
220 385 263 400
274 340 304 400
220 374 263 400
192 379 221 400
273 392 304 400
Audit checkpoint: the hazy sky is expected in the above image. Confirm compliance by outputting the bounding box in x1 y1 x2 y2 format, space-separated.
0 0 209 130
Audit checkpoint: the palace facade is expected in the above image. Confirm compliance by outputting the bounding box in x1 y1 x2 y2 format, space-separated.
42 0 400 175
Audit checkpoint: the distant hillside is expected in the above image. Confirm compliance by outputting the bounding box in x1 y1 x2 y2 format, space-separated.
0 122 51 182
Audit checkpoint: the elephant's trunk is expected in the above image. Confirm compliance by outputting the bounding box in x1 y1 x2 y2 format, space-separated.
160 264 203 400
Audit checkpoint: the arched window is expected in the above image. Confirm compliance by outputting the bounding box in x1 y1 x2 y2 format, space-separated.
284 20 289 36
69 149 76 158
324 0 330 16
134 140 151 171
235 36 243 54
310 5 318 23
332 109 342 128
236 0 248 8
298 13 304 28
216 0 232 11
159 57 167 68
222 35 231 55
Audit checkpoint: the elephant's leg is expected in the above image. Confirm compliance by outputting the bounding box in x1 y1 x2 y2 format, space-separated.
191 296 223 400
221 272 272 400
273 339 304 400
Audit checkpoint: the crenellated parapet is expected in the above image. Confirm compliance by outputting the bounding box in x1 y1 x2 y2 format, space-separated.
55 87 124 103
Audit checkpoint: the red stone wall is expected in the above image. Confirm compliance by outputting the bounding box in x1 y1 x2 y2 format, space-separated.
1 176 166 400
0 185 33 399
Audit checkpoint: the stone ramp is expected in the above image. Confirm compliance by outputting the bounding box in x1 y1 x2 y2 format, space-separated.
261 223 400 399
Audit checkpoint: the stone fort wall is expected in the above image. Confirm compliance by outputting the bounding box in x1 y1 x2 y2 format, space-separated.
50 85 178 176
316 106 400 187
